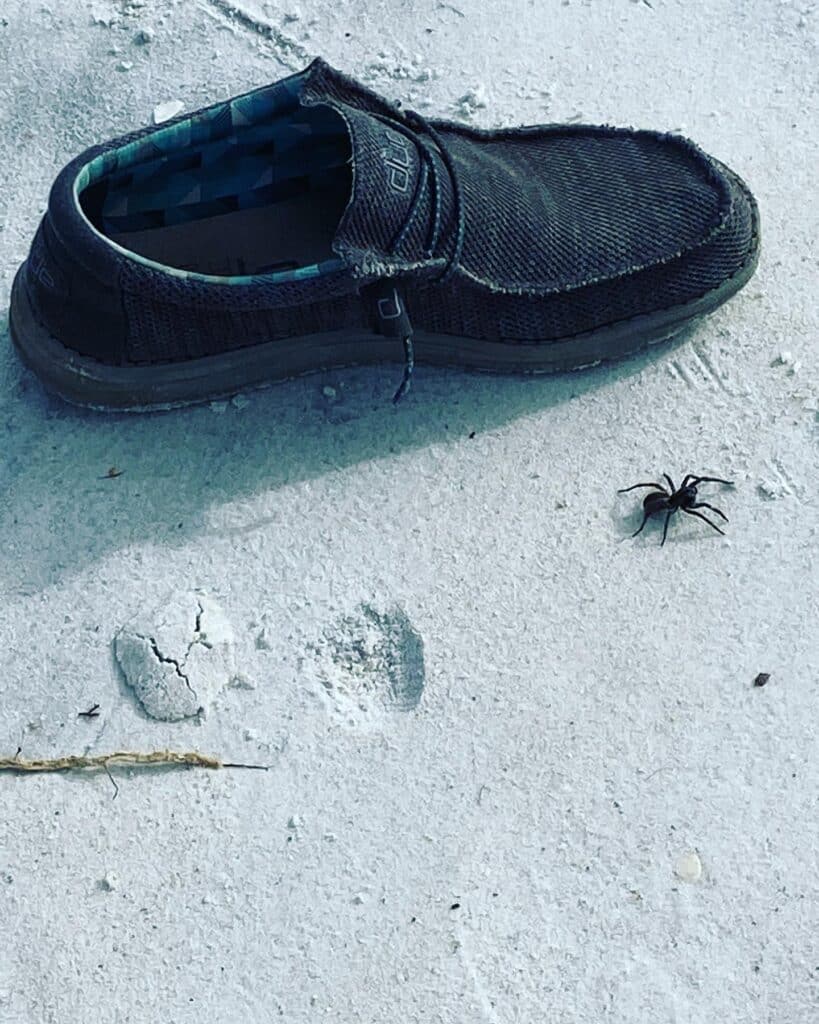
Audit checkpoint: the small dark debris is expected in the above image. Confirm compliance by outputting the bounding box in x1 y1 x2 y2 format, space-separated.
100 466 124 479
78 703 101 718
753 672 771 688
468 430 476 439
450 902 460 910
410 916 417 923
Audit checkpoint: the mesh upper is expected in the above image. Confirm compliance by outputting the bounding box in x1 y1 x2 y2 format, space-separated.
36 57 758 365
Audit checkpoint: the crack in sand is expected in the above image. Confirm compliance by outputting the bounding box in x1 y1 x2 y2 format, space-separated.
135 632 199 702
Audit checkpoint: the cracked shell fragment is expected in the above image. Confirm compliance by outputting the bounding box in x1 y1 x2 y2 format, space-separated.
114 593 237 721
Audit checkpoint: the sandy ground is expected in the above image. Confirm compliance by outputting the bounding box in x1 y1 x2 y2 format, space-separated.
0 1 817 1021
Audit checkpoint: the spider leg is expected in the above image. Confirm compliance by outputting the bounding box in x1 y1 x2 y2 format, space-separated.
679 474 695 489
690 476 733 487
618 482 667 494
660 509 674 546
663 473 676 493
631 511 655 538
682 508 725 536
690 501 728 522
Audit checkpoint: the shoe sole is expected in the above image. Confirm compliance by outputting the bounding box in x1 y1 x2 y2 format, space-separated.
9 182 759 412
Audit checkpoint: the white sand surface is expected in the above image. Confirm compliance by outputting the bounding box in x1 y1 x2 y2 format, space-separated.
0 1 816 1020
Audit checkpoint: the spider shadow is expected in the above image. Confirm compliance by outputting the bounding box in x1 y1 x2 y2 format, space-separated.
615 507 729 546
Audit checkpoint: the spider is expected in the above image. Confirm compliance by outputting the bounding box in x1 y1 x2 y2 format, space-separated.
618 474 733 546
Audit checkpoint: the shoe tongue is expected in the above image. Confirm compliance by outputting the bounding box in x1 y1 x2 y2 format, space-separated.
325 100 460 276
300 59 454 273
330 103 429 268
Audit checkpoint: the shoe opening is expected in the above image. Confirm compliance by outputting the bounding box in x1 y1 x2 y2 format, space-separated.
74 73 351 281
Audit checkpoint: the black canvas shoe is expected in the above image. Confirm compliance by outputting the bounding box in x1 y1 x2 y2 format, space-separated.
9 57 759 410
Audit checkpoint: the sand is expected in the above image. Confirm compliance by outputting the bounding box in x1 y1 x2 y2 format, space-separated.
0 1 816 1020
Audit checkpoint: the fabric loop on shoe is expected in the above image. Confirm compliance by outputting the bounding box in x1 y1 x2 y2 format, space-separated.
367 279 415 401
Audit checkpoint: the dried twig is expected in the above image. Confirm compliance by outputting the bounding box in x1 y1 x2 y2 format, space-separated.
0 750 268 774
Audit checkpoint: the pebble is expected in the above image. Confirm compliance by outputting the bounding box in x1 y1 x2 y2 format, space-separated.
455 85 488 118
757 479 788 501
256 627 274 651
134 28 154 44
771 349 801 374
153 99 184 124
116 60 134 72
674 851 703 883
100 872 119 892
228 672 256 690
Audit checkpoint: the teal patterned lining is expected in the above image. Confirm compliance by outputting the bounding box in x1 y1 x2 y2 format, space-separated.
74 72 348 283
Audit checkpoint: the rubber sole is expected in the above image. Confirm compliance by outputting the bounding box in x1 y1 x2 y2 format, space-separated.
9 194 760 412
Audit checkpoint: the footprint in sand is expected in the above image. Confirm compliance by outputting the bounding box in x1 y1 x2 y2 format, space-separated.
309 603 425 728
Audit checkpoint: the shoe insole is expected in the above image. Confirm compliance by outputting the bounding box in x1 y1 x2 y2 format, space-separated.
109 185 350 277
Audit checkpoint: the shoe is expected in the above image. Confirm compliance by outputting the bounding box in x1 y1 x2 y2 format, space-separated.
9 57 759 410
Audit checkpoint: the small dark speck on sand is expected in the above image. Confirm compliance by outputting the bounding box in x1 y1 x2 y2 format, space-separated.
753 672 771 687
450 902 461 910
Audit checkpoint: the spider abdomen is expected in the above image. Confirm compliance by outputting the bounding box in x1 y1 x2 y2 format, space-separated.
643 493 670 513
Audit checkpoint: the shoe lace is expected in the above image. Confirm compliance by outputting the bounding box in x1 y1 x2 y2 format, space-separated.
374 108 465 282
369 107 466 401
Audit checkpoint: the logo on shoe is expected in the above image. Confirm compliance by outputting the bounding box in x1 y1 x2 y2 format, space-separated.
29 250 56 290
382 129 411 194
377 288 403 320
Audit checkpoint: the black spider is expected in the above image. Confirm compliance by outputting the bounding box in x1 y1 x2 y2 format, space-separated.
619 474 733 546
